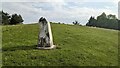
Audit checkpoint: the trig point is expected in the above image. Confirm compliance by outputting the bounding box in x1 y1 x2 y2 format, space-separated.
37 17 56 49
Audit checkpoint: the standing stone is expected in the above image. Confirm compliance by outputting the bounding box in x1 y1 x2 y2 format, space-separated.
37 17 55 49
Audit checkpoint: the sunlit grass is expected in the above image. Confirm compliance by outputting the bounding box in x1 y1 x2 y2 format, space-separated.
2 23 118 66
0 25 2 67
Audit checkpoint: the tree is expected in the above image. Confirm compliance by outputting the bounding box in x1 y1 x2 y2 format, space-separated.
58 22 61 24
118 20 120 30
96 12 108 28
72 22 75 25
73 20 79 25
107 14 117 19
18 15 24 24
107 19 117 29
105 14 118 29
1 11 24 25
86 16 96 27
10 14 24 25
0 11 2 25
86 12 119 30
2 11 11 25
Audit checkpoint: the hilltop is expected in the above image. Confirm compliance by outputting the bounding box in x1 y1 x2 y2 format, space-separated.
2 23 118 66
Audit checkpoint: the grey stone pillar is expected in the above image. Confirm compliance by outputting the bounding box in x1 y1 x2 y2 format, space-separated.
37 17 55 49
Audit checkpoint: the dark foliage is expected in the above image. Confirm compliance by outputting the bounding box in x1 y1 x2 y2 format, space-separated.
0 11 2 25
86 12 119 30
73 20 80 25
86 16 96 27
10 14 23 25
1 11 24 25
1 11 11 25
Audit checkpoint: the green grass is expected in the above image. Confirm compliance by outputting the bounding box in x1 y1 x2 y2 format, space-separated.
0 26 2 67
2 23 118 66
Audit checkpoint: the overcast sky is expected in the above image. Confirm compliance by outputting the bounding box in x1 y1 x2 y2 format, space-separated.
1 0 119 25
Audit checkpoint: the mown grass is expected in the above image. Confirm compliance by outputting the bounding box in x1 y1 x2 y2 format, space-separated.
0 25 2 67
2 23 118 66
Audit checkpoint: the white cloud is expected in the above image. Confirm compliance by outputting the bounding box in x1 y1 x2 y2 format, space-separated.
2 1 118 25
2 2 42 23
2 0 64 2
118 1 120 19
2 0 119 2
0 2 2 10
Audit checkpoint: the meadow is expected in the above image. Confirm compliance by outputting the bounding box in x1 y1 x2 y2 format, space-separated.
2 23 118 66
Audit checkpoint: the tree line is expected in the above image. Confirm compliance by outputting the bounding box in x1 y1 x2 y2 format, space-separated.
86 12 119 30
1 11 119 30
0 11 24 25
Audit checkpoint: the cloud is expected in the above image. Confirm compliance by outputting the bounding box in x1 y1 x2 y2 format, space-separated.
2 0 64 2
118 1 120 19
2 0 119 2
2 2 42 23
2 1 118 25
0 2 2 10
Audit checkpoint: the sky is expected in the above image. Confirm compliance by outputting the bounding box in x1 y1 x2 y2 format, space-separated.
1 0 119 25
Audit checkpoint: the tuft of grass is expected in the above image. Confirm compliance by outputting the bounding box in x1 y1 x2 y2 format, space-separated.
2 23 118 66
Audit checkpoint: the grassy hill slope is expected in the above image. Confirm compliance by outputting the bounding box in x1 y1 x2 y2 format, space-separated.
2 23 118 66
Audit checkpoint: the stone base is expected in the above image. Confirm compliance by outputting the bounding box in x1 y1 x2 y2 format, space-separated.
36 45 56 50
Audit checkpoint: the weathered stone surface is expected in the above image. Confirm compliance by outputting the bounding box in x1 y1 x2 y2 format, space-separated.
37 17 55 49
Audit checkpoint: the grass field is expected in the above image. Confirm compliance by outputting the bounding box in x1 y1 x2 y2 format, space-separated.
2 23 118 66
0 26 2 67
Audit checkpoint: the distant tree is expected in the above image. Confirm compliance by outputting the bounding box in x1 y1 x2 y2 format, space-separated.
10 14 24 25
86 12 119 30
58 22 61 24
73 20 79 25
96 12 108 27
107 14 117 19
18 15 24 23
104 14 118 29
86 16 96 27
1 11 24 25
108 19 118 29
50 22 52 23
118 20 120 30
0 11 2 25
72 22 75 25
2 11 11 25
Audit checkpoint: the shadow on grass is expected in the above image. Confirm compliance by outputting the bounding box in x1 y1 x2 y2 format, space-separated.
2 45 37 52
2 44 61 52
